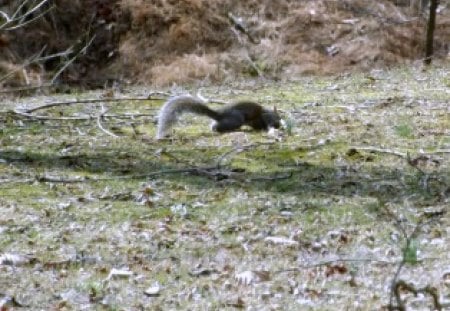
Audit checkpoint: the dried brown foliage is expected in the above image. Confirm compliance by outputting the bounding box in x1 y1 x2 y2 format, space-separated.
1 0 449 87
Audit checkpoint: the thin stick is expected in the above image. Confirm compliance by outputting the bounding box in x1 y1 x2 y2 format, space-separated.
35 166 219 183
96 104 119 138
349 146 407 158
50 34 96 84
0 0 50 31
10 109 154 121
19 97 164 114
4 5 53 31
19 92 229 114
11 109 90 121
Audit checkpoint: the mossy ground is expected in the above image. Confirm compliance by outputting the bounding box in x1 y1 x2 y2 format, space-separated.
0 65 449 310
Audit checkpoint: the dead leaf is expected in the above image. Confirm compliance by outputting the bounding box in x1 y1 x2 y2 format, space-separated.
325 264 348 277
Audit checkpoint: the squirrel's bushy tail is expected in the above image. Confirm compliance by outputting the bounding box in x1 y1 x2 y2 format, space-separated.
156 95 220 139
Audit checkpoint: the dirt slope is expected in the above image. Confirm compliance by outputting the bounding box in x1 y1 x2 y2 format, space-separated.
0 0 449 87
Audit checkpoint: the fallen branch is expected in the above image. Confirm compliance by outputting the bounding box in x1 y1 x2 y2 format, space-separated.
33 167 294 184
8 109 155 122
17 92 232 115
10 109 92 121
35 166 219 183
249 172 292 181
18 96 164 114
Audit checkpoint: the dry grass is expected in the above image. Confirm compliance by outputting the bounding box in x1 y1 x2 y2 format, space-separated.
148 53 221 86
117 0 450 84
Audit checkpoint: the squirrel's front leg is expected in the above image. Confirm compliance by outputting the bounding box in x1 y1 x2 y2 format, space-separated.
212 116 244 133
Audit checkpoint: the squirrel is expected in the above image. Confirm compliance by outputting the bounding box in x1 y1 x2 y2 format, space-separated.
156 95 281 139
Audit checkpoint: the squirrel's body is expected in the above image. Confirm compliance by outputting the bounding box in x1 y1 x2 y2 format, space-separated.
156 95 280 139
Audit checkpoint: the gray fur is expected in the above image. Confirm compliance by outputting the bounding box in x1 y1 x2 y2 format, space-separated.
156 95 218 139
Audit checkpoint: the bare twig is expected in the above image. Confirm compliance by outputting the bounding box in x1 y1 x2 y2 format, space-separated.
227 12 260 44
96 104 119 138
50 34 96 84
244 53 264 78
380 203 408 238
13 0 41 20
11 0 31 20
349 146 407 158
146 91 172 98
0 0 50 31
0 10 11 23
4 5 53 31
18 97 164 114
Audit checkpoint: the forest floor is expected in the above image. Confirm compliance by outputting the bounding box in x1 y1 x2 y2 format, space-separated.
0 66 449 310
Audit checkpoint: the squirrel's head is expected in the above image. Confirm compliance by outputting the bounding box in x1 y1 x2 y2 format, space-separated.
262 107 281 130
